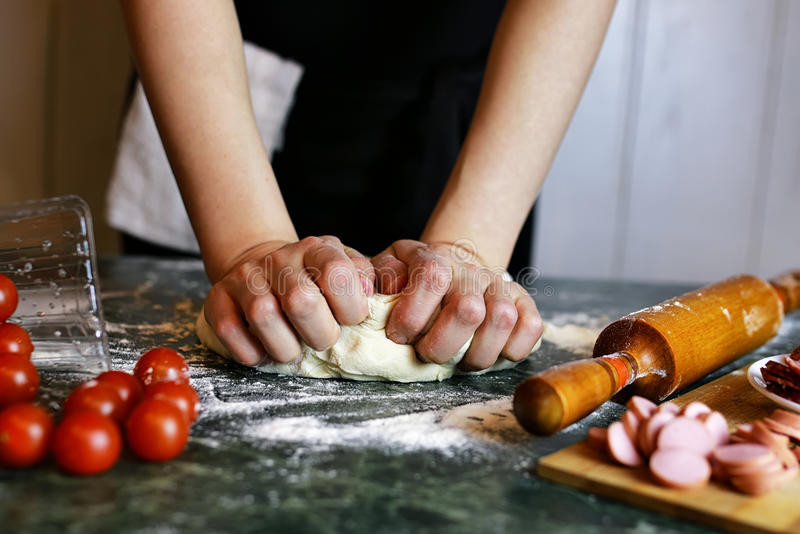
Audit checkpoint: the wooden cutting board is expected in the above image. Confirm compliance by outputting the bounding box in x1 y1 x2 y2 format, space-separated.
537 364 800 534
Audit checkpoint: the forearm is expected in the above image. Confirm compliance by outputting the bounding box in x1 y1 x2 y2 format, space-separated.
421 0 616 268
120 0 297 281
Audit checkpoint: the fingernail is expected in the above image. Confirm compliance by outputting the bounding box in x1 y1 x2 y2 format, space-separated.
361 274 374 296
388 331 407 345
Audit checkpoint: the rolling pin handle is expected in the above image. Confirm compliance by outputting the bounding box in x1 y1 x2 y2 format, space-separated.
770 270 800 314
513 352 635 436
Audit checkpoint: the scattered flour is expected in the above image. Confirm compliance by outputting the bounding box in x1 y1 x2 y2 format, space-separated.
244 411 474 455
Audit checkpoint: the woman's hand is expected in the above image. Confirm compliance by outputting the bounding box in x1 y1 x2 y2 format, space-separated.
203 236 375 366
371 239 542 371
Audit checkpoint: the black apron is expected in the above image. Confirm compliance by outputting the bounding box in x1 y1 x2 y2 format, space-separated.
236 1 534 277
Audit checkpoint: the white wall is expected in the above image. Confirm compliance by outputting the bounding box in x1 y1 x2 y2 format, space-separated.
535 0 800 284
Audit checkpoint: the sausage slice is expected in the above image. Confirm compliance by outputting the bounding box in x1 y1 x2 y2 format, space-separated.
649 448 710 490
606 421 643 467
680 401 712 419
626 396 657 421
712 443 774 468
656 416 714 457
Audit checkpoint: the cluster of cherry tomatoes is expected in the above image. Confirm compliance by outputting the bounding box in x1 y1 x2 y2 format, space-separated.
0 273 200 475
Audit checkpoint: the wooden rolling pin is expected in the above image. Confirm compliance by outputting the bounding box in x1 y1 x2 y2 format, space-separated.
514 271 800 436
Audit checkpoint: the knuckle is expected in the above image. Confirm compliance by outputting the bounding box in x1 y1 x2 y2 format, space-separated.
299 236 323 248
454 295 485 326
213 317 239 342
322 258 354 279
284 286 317 317
318 235 341 246
490 301 518 330
266 248 289 269
207 283 225 304
522 312 544 339
411 254 451 292
395 310 428 337
245 296 278 324
234 261 255 280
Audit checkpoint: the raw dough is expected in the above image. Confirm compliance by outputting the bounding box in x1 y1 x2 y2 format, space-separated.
540 323 601 357
196 293 541 382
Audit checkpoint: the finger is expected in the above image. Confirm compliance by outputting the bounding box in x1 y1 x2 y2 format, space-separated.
458 280 518 371
268 248 340 350
414 290 487 364
384 241 452 345
318 236 375 296
502 286 544 361
304 243 369 325
413 264 487 364
343 246 376 297
227 265 303 363
371 246 408 295
204 285 266 366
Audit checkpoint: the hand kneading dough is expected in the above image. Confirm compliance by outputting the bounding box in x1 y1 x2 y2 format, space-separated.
196 293 541 382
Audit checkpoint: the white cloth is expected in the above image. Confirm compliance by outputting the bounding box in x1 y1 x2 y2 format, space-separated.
106 43 303 253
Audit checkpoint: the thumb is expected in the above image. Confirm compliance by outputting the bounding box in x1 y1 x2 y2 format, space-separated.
371 248 408 295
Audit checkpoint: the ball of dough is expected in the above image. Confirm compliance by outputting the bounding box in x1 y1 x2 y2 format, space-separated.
196 293 540 382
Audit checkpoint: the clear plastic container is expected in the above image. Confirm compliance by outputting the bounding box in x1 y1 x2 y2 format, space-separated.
0 195 109 373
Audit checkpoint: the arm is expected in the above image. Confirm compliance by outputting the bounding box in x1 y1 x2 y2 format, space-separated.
120 0 374 365
120 0 296 282
374 0 616 369
423 0 617 267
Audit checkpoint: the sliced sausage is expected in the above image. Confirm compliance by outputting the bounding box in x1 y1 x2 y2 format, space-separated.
729 465 798 496
680 401 712 419
762 417 800 442
698 411 730 447
626 396 657 421
649 448 711 490
621 410 641 443
586 426 608 452
640 411 676 458
656 416 714 457
726 455 782 477
656 402 681 416
709 457 729 483
712 443 775 468
769 409 800 430
606 421 643 467
749 421 797 469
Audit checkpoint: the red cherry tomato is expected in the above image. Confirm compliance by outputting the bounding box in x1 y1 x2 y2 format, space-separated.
142 382 200 424
134 347 190 387
0 324 33 358
96 370 143 419
126 399 189 462
62 380 126 424
52 412 121 475
0 403 53 468
0 353 39 408
0 274 18 322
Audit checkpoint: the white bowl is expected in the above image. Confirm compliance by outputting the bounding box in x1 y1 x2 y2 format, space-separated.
746 354 800 414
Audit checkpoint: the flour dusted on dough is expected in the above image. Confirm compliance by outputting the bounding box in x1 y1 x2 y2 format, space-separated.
196 293 541 382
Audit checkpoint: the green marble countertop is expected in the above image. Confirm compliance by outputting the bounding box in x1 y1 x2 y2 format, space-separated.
2 257 798 534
